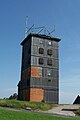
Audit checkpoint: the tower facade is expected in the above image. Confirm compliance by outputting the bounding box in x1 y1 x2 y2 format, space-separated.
18 33 60 103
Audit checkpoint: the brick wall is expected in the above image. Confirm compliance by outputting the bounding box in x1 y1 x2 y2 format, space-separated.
30 88 44 102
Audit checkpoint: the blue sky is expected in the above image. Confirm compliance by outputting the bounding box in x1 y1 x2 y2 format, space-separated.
0 0 80 104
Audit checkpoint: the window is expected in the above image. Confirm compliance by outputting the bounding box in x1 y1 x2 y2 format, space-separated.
47 59 52 66
47 49 52 56
39 48 44 54
39 58 44 64
48 41 52 45
48 79 51 82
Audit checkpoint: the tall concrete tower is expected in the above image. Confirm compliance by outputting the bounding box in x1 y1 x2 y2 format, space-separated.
18 33 60 103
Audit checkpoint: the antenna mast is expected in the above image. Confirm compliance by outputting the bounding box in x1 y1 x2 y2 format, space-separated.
24 17 56 37
25 16 28 38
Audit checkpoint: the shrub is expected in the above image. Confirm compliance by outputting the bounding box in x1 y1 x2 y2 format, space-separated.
74 107 80 116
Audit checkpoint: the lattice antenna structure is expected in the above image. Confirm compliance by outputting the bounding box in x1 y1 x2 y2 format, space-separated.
25 18 56 37
47 25 55 36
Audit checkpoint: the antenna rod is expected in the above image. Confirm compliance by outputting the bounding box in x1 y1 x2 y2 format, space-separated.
25 16 28 38
27 24 34 33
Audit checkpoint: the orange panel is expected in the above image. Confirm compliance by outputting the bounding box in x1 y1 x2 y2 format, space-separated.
30 88 44 102
31 67 42 78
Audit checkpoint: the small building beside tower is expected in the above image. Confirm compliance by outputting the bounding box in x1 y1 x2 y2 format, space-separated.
18 29 61 103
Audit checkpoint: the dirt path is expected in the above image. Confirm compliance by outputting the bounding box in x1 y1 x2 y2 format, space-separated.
45 104 80 117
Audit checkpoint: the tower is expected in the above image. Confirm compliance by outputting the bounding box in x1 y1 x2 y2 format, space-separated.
18 32 60 103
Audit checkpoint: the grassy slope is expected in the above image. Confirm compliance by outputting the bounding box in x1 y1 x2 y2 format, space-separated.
0 99 57 111
0 109 79 120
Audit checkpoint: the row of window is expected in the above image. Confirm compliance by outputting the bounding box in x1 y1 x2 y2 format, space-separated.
39 48 52 56
39 58 52 66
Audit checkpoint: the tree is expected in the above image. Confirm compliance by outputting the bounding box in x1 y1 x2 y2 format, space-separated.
9 93 18 99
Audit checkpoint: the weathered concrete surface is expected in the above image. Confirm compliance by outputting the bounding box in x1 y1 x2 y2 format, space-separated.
45 104 80 117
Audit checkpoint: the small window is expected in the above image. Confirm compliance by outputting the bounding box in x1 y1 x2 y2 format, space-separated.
48 41 52 45
39 58 44 64
39 48 44 54
48 79 51 82
47 59 52 66
47 49 52 56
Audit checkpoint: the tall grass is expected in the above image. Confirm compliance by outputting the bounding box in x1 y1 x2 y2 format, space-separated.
0 99 56 111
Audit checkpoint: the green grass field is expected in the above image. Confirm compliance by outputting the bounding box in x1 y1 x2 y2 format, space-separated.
0 109 80 120
0 99 80 119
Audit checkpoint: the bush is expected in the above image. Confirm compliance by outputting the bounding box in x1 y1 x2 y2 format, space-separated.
9 93 18 99
74 107 80 116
